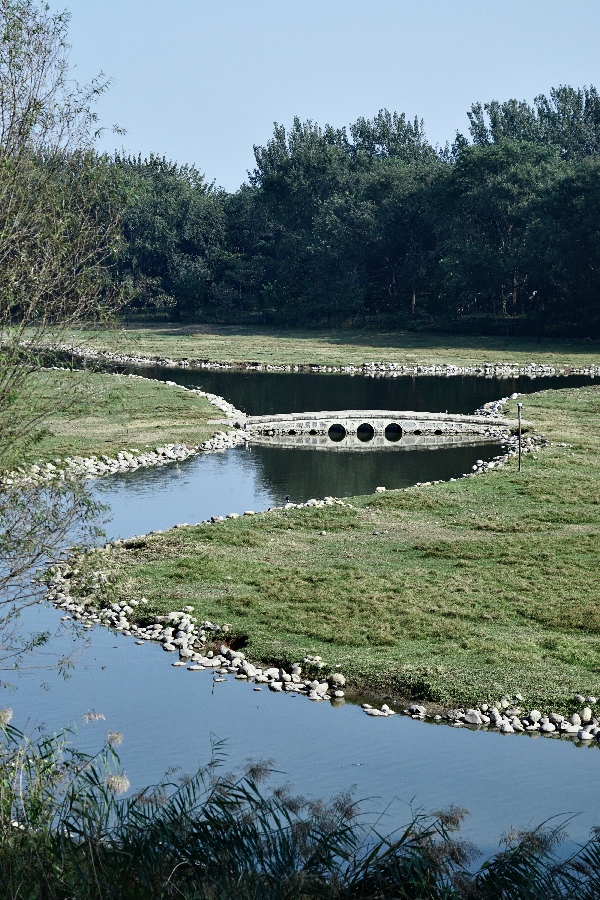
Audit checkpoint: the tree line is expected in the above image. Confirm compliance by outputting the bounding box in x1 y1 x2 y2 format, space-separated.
112 87 600 337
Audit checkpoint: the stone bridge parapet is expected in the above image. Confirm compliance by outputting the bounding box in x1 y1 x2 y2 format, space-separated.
240 410 519 446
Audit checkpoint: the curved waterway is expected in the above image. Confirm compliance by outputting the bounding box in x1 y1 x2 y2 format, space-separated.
7 368 600 860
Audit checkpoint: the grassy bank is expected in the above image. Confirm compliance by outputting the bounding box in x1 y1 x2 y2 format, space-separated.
12 369 219 467
69 324 600 369
76 386 600 710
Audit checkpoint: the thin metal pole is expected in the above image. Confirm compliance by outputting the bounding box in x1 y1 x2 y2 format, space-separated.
517 402 522 471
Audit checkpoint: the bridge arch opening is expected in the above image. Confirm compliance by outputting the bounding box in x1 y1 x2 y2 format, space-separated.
357 423 375 442
384 422 403 442
328 424 346 442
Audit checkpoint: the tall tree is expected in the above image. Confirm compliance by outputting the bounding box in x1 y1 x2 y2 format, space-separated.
464 85 600 159
358 157 442 319
526 155 600 333
0 0 124 464
0 0 120 668
437 139 562 324
251 118 357 322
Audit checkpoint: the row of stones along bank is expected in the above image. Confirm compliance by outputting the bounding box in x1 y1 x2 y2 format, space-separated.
32 342 600 379
43 496 354 707
0 371 247 488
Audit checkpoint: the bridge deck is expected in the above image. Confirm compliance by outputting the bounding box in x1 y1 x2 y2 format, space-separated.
244 410 518 427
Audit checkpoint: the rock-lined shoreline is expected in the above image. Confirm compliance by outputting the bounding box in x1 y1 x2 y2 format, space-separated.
19 364 581 739
43 527 600 744
0 371 247 488
38 401 574 743
43 496 354 706
1 377 533 490
28 341 600 379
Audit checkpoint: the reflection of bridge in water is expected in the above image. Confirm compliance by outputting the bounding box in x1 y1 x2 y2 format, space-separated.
242 410 517 450
249 431 505 452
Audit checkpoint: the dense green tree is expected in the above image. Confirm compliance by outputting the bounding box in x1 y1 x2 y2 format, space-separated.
464 85 600 159
358 157 442 319
250 118 358 322
436 140 563 324
107 86 600 335
116 155 225 319
527 156 600 333
350 108 438 164
248 112 439 324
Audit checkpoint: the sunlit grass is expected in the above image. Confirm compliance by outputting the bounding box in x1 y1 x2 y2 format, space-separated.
78 386 600 709
13 369 218 466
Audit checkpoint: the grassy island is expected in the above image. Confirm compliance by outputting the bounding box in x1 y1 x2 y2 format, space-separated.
76 385 600 710
11 368 219 468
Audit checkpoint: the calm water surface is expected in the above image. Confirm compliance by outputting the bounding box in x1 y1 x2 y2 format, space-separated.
11 602 600 861
95 442 505 538
134 365 595 416
5 369 599 859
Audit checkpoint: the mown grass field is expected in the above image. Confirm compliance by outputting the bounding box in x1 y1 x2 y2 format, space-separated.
80 386 600 710
70 323 600 370
12 369 218 467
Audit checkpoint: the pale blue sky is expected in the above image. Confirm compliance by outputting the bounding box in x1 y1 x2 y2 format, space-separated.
59 1 600 190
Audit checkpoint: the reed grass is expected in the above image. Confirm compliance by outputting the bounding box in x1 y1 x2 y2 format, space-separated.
1 722 599 898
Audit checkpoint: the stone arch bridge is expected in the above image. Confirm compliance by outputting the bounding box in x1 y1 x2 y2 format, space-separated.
240 410 518 449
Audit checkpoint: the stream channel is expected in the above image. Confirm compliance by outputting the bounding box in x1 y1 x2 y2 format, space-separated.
7 368 600 859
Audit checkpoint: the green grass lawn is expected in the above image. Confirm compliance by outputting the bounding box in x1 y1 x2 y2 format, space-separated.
75 385 600 711
68 323 600 370
12 369 219 467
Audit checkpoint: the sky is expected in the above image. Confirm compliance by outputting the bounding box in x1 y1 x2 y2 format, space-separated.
57 1 600 191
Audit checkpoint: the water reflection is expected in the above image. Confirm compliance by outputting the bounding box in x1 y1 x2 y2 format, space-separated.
5 367 598 863
250 431 499 451
94 441 504 540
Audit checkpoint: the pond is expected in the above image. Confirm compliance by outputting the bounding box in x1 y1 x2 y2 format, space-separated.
5 367 599 860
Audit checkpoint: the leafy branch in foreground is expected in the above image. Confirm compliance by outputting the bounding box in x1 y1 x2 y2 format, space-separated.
0 723 598 898
0 478 105 671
